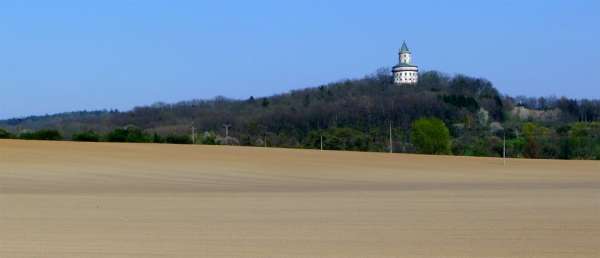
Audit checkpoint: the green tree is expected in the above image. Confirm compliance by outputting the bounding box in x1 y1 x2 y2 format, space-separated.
0 128 12 139
152 133 164 143
304 128 370 151
261 98 270 108
410 118 451 154
165 134 192 144
569 122 600 159
521 122 555 159
20 129 62 141
106 126 151 143
72 131 100 142
200 132 219 145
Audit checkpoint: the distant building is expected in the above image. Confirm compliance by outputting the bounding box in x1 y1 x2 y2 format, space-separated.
392 41 419 85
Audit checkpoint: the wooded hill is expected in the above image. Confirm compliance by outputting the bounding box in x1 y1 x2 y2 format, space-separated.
2 70 600 159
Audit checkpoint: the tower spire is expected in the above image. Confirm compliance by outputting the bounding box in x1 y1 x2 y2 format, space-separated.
400 41 410 53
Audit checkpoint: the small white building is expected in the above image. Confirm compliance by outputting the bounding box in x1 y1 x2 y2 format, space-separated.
393 41 419 85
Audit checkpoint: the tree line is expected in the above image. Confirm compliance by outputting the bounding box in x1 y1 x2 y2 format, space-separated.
1 69 599 159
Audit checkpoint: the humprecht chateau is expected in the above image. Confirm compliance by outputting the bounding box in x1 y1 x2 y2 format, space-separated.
392 41 419 85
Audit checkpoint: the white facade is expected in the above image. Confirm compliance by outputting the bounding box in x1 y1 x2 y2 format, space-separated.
400 52 411 64
394 70 418 84
392 41 419 85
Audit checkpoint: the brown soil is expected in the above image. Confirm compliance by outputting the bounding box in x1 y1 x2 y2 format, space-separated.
1 139 599 257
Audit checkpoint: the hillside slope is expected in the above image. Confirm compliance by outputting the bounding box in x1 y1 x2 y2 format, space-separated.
2 71 600 159
1 71 506 143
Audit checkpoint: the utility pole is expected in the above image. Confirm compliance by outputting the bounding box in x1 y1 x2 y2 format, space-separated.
503 131 507 166
222 124 232 145
191 126 196 144
223 124 231 138
389 121 393 154
320 135 323 151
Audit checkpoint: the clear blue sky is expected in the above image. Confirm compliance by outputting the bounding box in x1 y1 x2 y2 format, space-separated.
1 0 599 119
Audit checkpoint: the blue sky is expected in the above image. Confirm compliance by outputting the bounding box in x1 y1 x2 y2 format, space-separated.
1 0 599 119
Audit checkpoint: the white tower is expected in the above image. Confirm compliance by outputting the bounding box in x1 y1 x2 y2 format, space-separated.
393 41 419 85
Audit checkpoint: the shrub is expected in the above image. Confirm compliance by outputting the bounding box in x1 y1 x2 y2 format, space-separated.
453 135 502 157
106 126 151 143
521 122 554 159
568 122 600 159
165 134 192 144
152 133 165 143
20 129 62 141
72 131 100 142
0 128 12 139
200 132 219 145
304 128 370 151
411 118 451 155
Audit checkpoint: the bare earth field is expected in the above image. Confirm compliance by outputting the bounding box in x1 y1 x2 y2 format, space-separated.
1 139 599 257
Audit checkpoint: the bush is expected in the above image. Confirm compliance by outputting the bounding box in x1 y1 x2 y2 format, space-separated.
20 129 63 141
304 127 370 151
106 126 151 143
72 131 100 142
165 134 192 144
506 138 526 158
106 128 129 142
200 132 219 145
521 122 555 159
152 133 165 143
411 118 451 154
0 128 12 139
568 122 600 159
453 135 502 157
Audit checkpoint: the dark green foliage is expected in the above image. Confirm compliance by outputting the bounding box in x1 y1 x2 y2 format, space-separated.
568 122 600 159
521 123 560 159
72 131 100 142
411 118 451 155
165 134 192 144
200 132 219 145
106 127 151 143
304 128 370 151
442 95 479 112
19 129 62 141
0 128 12 139
302 94 311 107
261 98 270 108
152 133 164 143
453 135 502 157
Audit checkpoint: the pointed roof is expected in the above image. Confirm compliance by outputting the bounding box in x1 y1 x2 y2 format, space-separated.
400 41 410 53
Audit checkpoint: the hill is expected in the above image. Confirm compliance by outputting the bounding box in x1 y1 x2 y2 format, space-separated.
1 70 600 159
